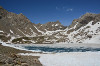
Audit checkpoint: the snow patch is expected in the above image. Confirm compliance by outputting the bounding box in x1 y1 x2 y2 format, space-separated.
18 29 26 36
44 30 63 35
34 26 44 34
30 28 36 36
10 30 14 34
55 24 59 26
0 30 4 33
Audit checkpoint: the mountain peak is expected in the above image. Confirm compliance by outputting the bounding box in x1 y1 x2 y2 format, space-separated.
55 20 60 23
18 13 24 16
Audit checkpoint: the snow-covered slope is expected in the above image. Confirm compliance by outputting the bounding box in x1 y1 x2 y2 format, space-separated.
64 21 100 43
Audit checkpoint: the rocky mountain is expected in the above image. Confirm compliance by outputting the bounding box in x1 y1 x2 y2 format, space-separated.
61 13 100 43
0 6 66 44
0 6 100 44
35 20 67 32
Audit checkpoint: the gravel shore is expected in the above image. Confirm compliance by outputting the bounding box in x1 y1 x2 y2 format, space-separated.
0 44 42 66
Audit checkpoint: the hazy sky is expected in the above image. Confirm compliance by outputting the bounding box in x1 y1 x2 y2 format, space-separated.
0 0 100 26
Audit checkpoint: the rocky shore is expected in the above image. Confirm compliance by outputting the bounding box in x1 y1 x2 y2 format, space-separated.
0 43 42 66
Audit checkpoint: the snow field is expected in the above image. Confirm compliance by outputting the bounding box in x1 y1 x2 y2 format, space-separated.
20 52 100 66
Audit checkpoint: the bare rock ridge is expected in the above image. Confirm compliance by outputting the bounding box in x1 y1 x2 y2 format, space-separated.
35 20 67 32
67 13 100 34
0 6 41 37
0 6 66 43
0 6 100 44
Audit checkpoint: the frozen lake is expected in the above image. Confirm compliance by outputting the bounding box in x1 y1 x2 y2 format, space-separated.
24 46 100 52
1 42 100 66
18 44 100 66
14 43 100 53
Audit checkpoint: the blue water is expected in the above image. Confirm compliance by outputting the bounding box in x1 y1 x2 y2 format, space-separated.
24 46 100 53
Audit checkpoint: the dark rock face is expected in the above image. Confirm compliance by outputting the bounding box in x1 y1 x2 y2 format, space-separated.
0 15 2 19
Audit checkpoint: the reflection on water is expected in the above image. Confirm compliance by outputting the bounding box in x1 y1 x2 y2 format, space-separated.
24 46 100 53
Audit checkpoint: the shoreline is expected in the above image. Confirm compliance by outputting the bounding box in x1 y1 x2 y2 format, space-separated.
1 42 100 66
0 43 42 66
13 43 100 48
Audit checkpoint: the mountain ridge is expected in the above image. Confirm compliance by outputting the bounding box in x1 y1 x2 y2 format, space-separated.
0 6 100 44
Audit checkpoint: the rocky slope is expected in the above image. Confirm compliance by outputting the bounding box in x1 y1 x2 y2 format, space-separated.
61 13 100 43
0 6 66 44
0 43 42 66
0 6 100 44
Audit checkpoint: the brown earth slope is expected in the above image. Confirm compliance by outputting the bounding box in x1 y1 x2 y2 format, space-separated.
0 44 42 66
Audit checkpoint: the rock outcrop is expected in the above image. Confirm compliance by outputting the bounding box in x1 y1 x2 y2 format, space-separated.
0 6 66 43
